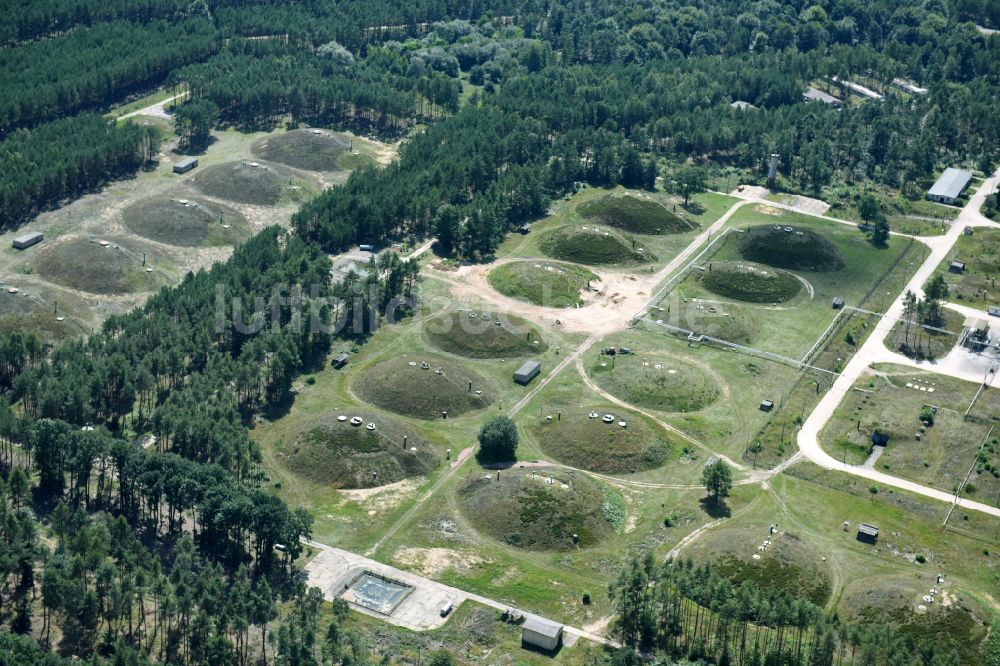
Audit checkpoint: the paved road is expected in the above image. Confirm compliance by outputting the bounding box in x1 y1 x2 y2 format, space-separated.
796 168 1000 519
305 540 617 647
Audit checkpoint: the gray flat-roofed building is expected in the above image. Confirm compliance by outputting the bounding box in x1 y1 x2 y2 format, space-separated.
522 615 563 652
949 260 966 274
730 100 757 110
927 168 973 204
173 157 198 174
514 360 541 385
12 232 43 250
802 87 842 108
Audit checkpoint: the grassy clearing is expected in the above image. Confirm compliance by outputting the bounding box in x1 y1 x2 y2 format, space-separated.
423 310 547 358
684 526 833 606
699 261 802 303
539 224 652 265
32 235 173 295
927 227 1000 310
0 281 91 341
820 364 998 498
274 411 438 489
339 601 605 665
121 195 251 247
487 261 595 308
190 161 310 206
251 129 359 172
775 469 997 662
587 353 720 413
597 328 801 467
738 225 846 271
577 194 692 234
525 405 675 474
457 468 615 550
651 210 923 362
353 355 493 420
884 307 964 361
496 187 731 270
645 299 759 344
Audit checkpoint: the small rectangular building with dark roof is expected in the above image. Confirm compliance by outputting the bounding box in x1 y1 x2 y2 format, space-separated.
949 260 966 274
173 157 198 174
857 523 879 544
514 360 541 385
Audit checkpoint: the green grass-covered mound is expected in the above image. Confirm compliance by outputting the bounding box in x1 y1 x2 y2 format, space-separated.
191 161 295 206
424 311 547 358
687 527 832 606
540 225 653 265
739 225 845 271
353 356 493 419
529 406 673 473
251 129 352 171
34 236 171 295
122 195 251 247
488 261 596 308
645 303 758 345
457 468 615 550
589 355 720 412
841 578 987 665
281 413 437 489
578 195 691 234
699 262 803 303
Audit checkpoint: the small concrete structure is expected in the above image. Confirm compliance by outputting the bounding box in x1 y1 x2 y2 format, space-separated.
927 168 973 205
730 100 757 111
892 78 928 96
173 157 198 174
949 260 966 274
857 523 879 544
514 360 541 385
802 87 843 108
331 352 349 369
522 615 563 652
832 296 845 310
12 232 43 250
759 399 774 412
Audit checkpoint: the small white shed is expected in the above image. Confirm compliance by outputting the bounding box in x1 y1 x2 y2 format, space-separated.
522 615 563 652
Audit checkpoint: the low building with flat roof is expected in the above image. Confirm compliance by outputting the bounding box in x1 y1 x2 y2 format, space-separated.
927 168 973 205
514 360 541 385
802 87 843 108
12 232 43 250
173 157 198 174
522 615 563 652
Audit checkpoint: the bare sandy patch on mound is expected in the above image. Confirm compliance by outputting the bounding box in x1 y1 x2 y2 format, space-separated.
340 477 423 516
393 547 491 577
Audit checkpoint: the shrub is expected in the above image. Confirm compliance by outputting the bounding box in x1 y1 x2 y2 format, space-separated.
582 593 592 605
